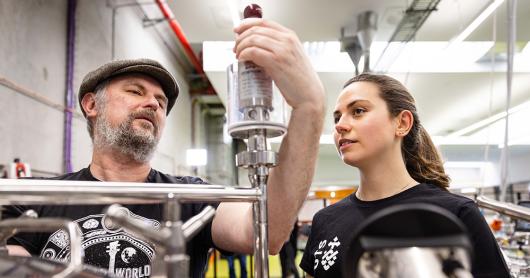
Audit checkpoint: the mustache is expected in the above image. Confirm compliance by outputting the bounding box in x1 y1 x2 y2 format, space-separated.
129 109 157 126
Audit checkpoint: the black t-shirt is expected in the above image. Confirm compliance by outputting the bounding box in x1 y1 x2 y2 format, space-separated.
3 167 217 278
300 183 510 278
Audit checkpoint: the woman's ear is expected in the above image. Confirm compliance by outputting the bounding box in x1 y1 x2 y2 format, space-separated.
81 92 98 118
395 110 414 137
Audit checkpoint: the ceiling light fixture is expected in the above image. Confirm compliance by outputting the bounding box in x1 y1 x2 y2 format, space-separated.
450 0 504 45
447 100 530 137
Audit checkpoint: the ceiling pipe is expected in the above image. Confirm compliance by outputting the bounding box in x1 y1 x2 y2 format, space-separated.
155 0 204 76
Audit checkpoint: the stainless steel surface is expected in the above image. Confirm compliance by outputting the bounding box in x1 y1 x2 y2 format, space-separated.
477 195 530 221
181 206 216 240
0 218 84 278
0 179 260 205
236 150 278 167
253 167 270 278
357 247 472 278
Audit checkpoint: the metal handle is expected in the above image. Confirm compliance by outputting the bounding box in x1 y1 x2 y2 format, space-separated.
0 218 83 278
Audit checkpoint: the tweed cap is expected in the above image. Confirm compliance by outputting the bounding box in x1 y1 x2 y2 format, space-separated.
78 58 179 116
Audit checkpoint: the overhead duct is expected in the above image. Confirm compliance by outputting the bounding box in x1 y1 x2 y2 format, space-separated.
340 30 363 75
341 11 378 74
374 0 441 71
357 11 378 72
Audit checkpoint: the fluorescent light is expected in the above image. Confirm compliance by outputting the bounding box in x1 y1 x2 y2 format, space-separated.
204 40 497 73
448 100 530 137
451 0 504 44
186 149 208 166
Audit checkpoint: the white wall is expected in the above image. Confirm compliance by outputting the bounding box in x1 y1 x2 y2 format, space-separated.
1 0 195 176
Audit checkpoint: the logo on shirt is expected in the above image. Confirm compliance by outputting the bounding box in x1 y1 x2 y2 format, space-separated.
40 207 160 277
314 236 341 271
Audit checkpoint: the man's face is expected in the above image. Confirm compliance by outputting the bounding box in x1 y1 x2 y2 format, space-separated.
93 74 168 162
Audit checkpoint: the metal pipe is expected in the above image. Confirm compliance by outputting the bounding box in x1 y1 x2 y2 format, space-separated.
64 0 77 174
154 0 204 75
0 75 83 118
0 218 83 278
253 166 270 278
0 179 260 205
182 205 216 240
476 196 530 221
499 0 517 202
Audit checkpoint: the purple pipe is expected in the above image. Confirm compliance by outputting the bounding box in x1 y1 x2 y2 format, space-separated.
64 0 77 173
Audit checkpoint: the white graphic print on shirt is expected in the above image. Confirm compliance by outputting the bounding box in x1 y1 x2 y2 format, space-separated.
40 207 160 277
314 236 341 271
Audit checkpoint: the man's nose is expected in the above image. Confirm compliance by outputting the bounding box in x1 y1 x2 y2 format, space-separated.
143 95 160 110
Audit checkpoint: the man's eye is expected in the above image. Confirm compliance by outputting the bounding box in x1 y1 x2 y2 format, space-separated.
129 90 141 95
333 115 340 124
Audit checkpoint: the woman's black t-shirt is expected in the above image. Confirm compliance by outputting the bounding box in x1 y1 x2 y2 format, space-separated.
300 183 510 278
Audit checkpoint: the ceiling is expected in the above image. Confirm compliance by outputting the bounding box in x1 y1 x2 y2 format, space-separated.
165 0 530 164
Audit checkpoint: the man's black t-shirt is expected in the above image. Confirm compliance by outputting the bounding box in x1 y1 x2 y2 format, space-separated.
4 167 216 278
300 183 511 278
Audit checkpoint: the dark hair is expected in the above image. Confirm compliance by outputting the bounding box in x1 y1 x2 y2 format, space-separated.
343 73 450 189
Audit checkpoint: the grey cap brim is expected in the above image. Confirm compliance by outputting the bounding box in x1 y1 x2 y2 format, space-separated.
78 58 179 116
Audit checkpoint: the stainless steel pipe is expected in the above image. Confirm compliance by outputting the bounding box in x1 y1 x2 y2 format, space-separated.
0 218 84 278
476 195 530 221
0 179 260 205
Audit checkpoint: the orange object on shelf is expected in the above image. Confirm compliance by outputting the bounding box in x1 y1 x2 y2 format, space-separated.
313 186 356 205
490 218 502 232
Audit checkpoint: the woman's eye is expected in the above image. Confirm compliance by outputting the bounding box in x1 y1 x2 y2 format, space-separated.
333 115 340 124
352 108 365 116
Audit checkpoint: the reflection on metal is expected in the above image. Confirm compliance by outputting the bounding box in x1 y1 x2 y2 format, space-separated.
477 196 530 222
357 247 472 278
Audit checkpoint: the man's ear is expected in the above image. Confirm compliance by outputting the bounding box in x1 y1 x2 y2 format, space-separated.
81 92 98 118
395 110 414 137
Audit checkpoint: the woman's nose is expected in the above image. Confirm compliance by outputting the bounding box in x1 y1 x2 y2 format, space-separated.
335 118 351 134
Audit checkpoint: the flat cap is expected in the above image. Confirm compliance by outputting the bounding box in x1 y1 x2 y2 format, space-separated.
78 58 179 116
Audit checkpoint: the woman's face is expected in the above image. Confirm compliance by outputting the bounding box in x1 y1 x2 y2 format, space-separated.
333 81 399 167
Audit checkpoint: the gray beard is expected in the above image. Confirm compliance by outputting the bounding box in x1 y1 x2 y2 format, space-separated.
94 111 159 163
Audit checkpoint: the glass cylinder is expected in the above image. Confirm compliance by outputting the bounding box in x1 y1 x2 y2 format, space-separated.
226 62 289 139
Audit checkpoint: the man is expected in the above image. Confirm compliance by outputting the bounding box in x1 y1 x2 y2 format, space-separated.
5 18 325 277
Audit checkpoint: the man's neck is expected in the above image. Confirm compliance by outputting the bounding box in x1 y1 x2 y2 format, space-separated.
90 147 151 182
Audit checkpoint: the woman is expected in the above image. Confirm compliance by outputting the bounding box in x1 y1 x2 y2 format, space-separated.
299 74 510 277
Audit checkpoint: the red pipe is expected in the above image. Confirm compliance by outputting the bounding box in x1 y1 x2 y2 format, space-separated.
155 0 205 75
